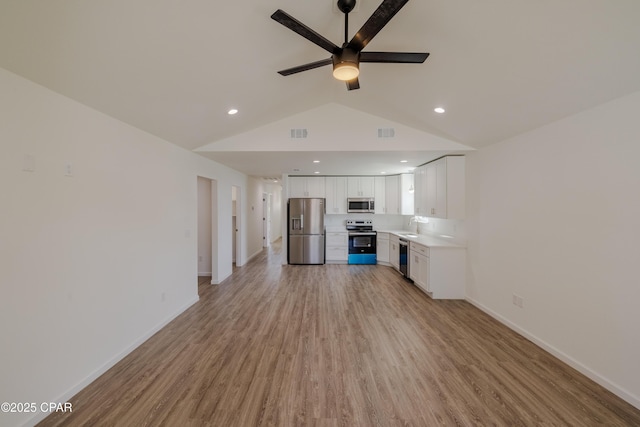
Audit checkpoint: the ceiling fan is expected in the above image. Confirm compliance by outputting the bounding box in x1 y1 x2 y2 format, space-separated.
271 0 429 90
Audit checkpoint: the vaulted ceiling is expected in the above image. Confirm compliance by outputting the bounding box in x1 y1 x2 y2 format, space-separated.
2 0 640 177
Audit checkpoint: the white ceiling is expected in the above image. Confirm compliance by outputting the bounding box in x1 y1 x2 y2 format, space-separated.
2 0 640 177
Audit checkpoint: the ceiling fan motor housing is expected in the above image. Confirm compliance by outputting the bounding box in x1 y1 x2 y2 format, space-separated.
337 0 357 14
333 48 360 81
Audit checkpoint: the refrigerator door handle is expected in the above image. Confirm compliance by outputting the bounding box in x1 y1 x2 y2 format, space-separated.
300 214 304 230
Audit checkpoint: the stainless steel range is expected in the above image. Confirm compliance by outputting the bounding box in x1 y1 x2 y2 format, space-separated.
346 220 377 265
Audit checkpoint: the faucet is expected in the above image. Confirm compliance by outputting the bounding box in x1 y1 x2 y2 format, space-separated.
409 215 428 234
408 216 419 233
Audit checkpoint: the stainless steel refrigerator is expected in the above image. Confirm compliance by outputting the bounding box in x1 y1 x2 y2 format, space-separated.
288 198 325 265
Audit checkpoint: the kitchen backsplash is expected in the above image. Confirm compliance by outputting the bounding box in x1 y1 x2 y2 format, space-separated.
324 214 405 230
406 216 467 245
325 214 466 245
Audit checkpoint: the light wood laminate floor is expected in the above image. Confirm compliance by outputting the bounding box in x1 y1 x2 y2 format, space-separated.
40 240 640 426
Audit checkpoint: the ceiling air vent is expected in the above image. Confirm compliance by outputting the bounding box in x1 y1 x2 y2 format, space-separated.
378 128 395 138
290 128 308 139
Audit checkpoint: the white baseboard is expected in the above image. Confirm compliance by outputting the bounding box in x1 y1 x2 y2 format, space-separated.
247 249 262 263
23 295 199 427
198 271 212 276
466 297 640 410
211 271 231 285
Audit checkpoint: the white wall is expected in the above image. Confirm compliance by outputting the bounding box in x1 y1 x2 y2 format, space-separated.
466 91 640 408
0 67 248 426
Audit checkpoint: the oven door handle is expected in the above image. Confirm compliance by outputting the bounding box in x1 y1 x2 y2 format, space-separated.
348 232 377 236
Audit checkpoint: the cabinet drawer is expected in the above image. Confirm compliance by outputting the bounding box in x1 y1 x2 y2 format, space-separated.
377 232 389 241
410 242 429 257
326 246 348 261
326 232 348 246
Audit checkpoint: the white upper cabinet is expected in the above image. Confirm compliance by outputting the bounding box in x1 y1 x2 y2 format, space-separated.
325 176 348 214
418 156 465 219
374 176 386 214
400 173 414 215
413 164 428 216
384 174 413 215
289 176 326 198
385 175 400 214
347 176 375 198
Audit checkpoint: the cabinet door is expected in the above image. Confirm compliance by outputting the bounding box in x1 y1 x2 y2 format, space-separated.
359 177 375 197
347 176 375 197
400 173 414 215
374 176 386 214
409 250 419 282
419 253 430 292
377 234 389 263
414 165 428 216
411 252 429 292
434 159 447 218
325 177 347 214
347 177 360 197
289 177 307 198
389 236 399 269
385 175 400 214
425 162 438 216
306 176 326 198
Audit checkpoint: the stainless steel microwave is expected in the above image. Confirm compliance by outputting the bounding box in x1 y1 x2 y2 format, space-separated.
347 198 375 213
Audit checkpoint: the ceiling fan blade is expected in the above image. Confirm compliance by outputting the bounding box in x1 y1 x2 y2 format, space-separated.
277 58 333 76
347 0 410 52
271 9 340 54
346 77 360 91
360 51 429 63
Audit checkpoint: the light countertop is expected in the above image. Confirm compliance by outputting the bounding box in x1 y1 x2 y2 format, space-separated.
376 230 466 248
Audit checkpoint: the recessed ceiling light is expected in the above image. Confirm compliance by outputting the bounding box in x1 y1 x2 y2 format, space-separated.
313 160 320 163
434 107 445 114
228 108 238 115
400 160 408 163
314 171 320 174
380 171 387 174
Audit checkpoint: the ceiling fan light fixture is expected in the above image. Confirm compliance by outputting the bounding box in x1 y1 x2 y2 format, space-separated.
333 61 359 81
332 48 360 81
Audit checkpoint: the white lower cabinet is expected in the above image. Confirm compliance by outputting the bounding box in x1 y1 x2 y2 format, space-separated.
389 234 400 271
409 241 465 299
409 243 429 292
376 232 390 264
326 232 348 263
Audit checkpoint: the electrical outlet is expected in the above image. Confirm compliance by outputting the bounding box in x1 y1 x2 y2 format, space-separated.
513 294 524 308
198 255 203 262
64 162 73 177
161 292 166 302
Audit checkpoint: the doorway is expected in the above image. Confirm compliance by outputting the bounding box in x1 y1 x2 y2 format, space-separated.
263 193 272 248
197 176 216 294
232 185 240 267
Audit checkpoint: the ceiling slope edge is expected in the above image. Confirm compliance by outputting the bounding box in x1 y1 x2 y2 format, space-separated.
194 103 474 153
